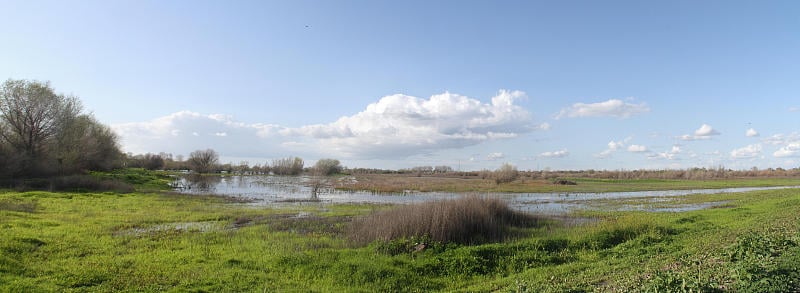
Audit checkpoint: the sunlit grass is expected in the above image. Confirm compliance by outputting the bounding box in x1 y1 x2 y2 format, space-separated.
2 187 799 291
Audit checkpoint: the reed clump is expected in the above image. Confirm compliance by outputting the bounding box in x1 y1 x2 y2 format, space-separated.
348 196 539 246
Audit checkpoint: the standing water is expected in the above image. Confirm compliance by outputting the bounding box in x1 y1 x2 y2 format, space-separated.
172 175 800 215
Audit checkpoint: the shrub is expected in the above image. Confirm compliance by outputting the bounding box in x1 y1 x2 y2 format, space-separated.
311 159 341 176
348 196 540 246
493 163 519 184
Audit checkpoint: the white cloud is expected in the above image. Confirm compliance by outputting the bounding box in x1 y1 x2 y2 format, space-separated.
730 144 762 159
112 111 286 158
627 144 648 153
680 124 720 141
762 133 800 146
281 90 536 158
746 128 759 137
648 145 682 160
774 143 800 158
112 90 538 160
487 152 505 160
595 137 632 158
789 107 799 112
695 124 720 136
555 99 649 119
539 149 569 158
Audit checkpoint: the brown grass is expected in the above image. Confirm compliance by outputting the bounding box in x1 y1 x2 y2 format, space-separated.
348 196 540 246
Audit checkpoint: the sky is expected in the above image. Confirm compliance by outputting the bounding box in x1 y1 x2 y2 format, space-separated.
2 0 800 171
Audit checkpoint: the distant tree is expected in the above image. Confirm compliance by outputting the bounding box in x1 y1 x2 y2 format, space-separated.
271 157 304 175
126 153 165 170
434 165 454 174
188 149 219 173
493 163 519 184
311 158 342 176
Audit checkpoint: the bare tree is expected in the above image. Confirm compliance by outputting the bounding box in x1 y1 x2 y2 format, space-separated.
311 158 342 176
0 79 121 177
271 157 304 175
188 149 219 174
493 163 519 184
0 80 81 160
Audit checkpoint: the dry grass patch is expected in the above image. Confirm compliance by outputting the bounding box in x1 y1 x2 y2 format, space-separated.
349 196 541 245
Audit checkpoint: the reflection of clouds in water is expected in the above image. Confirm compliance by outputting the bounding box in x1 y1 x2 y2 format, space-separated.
172 175 800 215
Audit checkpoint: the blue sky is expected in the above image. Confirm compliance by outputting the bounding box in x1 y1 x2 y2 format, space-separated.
2 0 799 170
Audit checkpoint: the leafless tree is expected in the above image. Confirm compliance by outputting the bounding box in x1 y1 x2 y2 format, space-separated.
188 149 219 174
271 157 304 175
493 163 519 184
0 80 81 160
0 79 121 177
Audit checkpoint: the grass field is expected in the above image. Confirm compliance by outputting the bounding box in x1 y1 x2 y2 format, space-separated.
336 174 800 193
2 184 799 291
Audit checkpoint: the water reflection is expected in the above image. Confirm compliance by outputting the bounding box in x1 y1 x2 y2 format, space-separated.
172 175 800 215
172 174 222 193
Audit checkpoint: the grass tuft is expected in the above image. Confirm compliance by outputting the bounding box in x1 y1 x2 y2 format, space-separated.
348 196 540 246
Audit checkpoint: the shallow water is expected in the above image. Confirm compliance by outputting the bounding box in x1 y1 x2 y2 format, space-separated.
172 175 800 215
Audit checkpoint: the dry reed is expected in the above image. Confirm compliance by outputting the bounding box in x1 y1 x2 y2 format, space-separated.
348 196 539 245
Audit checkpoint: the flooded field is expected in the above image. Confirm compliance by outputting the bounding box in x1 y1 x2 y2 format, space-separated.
172 175 800 215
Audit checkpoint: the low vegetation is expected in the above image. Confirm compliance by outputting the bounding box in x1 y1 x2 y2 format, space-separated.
2 186 799 291
337 174 800 193
349 197 540 246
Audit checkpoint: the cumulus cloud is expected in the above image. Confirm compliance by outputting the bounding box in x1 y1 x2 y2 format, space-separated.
487 152 505 160
730 144 762 159
680 124 720 141
281 90 536 158
627 144 648 153
648 145 682 160
595 137 632 158
112 111 285 157
762 133 800 146
774 143 800 158
538 149 569 158
555 99 649 119
746 128 759 137
112 90 539 160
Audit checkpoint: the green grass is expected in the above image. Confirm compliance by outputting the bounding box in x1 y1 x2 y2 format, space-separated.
2 187 799 291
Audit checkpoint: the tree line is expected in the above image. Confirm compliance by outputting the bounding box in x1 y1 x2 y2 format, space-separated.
125 150 342 176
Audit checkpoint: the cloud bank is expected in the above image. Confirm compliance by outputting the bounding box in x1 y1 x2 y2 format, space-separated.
538 149 569 158
555 99 649 119
112 90 539 160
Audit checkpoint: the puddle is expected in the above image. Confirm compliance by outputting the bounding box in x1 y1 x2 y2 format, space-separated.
115 221 221 236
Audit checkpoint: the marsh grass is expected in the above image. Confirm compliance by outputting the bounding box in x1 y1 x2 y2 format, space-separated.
2 188 800 291
338 174 800 193
348 196 541 245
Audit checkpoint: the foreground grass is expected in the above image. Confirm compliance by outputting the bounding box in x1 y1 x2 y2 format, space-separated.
1 188 799 291
338 174 800 193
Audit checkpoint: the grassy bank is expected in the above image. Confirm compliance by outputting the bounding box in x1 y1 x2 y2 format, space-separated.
1 188 799 291
336 174 800 193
